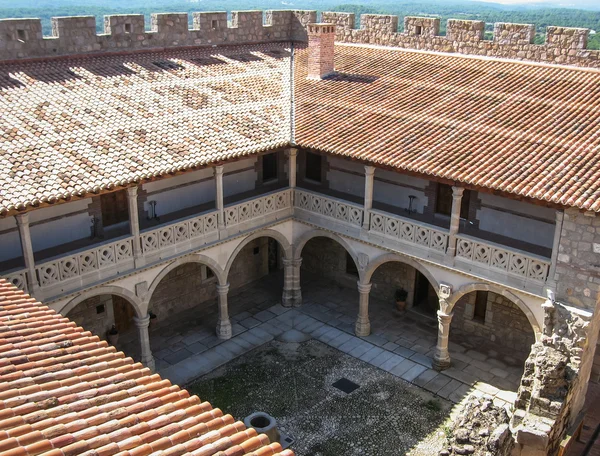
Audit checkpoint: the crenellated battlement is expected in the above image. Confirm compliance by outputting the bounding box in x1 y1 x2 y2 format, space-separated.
0 9 598 68
0 10 317 61
320 12 598 68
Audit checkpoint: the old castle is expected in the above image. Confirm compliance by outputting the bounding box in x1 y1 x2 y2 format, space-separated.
0 8 599 456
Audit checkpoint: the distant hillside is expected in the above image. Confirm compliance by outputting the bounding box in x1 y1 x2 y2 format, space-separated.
0 0 598 49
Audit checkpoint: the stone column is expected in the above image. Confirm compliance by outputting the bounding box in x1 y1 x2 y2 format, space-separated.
282 258 295 307
355 281 372 337
15 213 40 295
126 186 144 267
363 166 375 230
216 283 232 339
289 148 298 206
214 165 225 231
446 186 464 258
546 210 564 292
133 314 155 372
291 257 303 307
432 310 453 371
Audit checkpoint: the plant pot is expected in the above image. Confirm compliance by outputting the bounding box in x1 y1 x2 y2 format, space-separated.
107 333 119 346
396 300 407 312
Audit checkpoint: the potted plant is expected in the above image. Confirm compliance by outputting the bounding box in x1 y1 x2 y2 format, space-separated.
107 324 119 346
395 288 408 312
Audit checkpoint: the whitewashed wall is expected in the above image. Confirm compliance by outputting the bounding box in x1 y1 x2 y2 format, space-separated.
142 168 215 217
373 169 428 214
223 157 258 198
327 157 365 198
477 194 555 248
29 200 92 253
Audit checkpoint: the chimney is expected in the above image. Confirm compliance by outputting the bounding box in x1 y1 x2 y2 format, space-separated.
307 23 336 80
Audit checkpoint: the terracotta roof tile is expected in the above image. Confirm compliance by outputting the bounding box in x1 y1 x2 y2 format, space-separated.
0 43 292 215
295 43 600 212
0 279 293 456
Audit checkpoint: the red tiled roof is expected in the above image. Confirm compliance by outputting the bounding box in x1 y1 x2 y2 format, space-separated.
294 44 600 212
0 279 294 456
0 43 292 215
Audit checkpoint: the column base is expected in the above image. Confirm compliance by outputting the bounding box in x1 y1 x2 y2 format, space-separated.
141 355 156 373
432 354 451 371
355 316 371 337
216 318 232 340
282 289 294 308
292 289 302 308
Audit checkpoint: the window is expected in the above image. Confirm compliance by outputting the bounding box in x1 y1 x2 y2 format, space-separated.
474 291 488 322
100 190 129 227
124 23 132 34
306 152 322 182
435 184 471 219
262 153 278 182
415 26 422 36
346 252 358 276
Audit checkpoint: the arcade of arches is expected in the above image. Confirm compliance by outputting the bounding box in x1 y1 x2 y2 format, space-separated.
65 232 538 392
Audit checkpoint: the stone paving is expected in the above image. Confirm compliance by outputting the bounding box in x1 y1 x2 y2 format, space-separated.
188 338 452 456
119 272 523 408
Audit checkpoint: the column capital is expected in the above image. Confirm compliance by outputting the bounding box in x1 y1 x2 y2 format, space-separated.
283 257 302 267
217 283 230 294
288 147 298 157
214 165 224 176
126 186 138 198
133 314 151 328
364 165 375 176
357 281 372 294
451 186 464 198
15 212 30 225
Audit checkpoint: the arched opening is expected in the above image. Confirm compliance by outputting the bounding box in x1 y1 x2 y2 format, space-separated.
449 290 537 390
66 293 137 342
226 235 286 314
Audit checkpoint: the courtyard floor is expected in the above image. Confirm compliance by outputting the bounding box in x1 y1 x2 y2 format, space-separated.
188 338 452 456
119 272 524 409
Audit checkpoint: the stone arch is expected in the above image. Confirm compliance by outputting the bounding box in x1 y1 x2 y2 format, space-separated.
147 254 226 304
293 228 363 281
224 228 292 279
59 285 145 319
362 252 440 296
447 282 541 339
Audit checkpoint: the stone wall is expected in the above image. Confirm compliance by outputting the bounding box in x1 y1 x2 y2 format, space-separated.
66 294 114 340
0 10 317 61
148 238 269 320
370 261 416 307
450 292 536 366
301 236 358 290
553 209 600 312
2 10 599 68
319 13 600 68
511 301 599 456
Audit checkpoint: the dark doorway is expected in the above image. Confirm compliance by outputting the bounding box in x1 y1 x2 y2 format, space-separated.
113 295 134 332
413 271 438 316
268 238 279 272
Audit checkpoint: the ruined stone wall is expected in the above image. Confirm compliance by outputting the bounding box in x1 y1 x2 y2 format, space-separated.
319 12 600 68
148 238 269 320
66 294 114 341
0 10 317 61
301 237 358 290
511 301 599 456
450 292 536 366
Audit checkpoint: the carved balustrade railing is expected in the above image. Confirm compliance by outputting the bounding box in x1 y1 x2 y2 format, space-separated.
368 209 449 253
294 189 363 227
455 235 550 282
225 188 292 227
35 237 134 287
5 268 28 292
